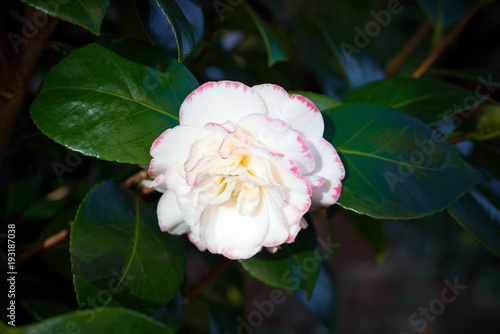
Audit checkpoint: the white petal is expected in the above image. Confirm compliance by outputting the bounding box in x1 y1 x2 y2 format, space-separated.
260 188 292 247
180 81 268 126
157 191 191 235
149 125 201 178
252 84 324 137
305 136 345 207
271 159 312 243
200 196 274 259
142 174 167 193
238 114 315 174
188 232 206 251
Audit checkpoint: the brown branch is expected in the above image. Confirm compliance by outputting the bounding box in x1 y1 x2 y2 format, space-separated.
0 4 59 163
385 19 432 77
16 228 70 268
447 134 470 144
184 258 232 303
0 18 13 82
124 169 149 188
412 2 481 79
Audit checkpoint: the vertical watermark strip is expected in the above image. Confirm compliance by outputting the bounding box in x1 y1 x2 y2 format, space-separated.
6 224 16 326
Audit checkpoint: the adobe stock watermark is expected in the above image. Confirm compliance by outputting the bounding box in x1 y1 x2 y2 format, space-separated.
340 0 412 64
213 0 245 21
226 235 340 334
400 277 467 333
51 149 83 182
8 0 70 54
384 73 499 192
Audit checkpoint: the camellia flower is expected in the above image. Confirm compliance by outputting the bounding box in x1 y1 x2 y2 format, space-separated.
145 81 345 259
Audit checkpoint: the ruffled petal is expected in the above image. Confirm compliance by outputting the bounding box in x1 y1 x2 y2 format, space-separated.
149 125 201 178
272 159 312 243
252 84 324 137
157 191 191 235
304 136 345 207
238 113 315 174
180 81 268 126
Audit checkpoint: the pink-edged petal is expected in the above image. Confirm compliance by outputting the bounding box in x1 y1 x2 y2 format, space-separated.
305 136 345 207
200 196 272 259
188 232 206 251
149 125 201 178
142 174 167 193
180 81 268 126
252 84 324 137
238 114 315 174
157 191 191 235
271 159 312 243
260 188 291 247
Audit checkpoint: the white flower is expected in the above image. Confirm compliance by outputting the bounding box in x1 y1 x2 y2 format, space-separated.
145 81 344 259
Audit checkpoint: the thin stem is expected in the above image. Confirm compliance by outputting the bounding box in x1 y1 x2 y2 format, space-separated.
447 134 470 144
412 2 481 79
124 169 149 188
385 19 432 77
184 258 232 303
16 228 70 268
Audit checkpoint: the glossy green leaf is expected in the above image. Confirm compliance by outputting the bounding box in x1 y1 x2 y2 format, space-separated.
426 68 500 88
30 39 198 165
8 308 175 334
318 21 385 89
21 0 110 35
71 181 186 313
243 3 289 66
326 104 483 219
343 77 487 125
239 224 322 298
470 104 500 141
290 91 342 112
346 210 388 262
448 176 500 259
293 265 339 332
136 0 204 62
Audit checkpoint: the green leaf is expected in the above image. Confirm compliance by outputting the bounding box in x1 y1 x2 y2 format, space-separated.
343 77 486 125
10 307 175 334
293 265 339 332
243 3 289 66
30 39 199 165
317 21 385 89
326 104 483 219
21 0 110 35
70 181 186 313
448 176 500 259
136 0 204 62
346 210 388 262
289 91 342 112
470 104 500 141
239 224 322 298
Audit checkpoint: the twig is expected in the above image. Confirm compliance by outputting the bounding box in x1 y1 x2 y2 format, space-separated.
16 228 70 268
124 169 149 188
447 134 470 144
412 2 481 79
184 258 232 303
385 19 432 77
